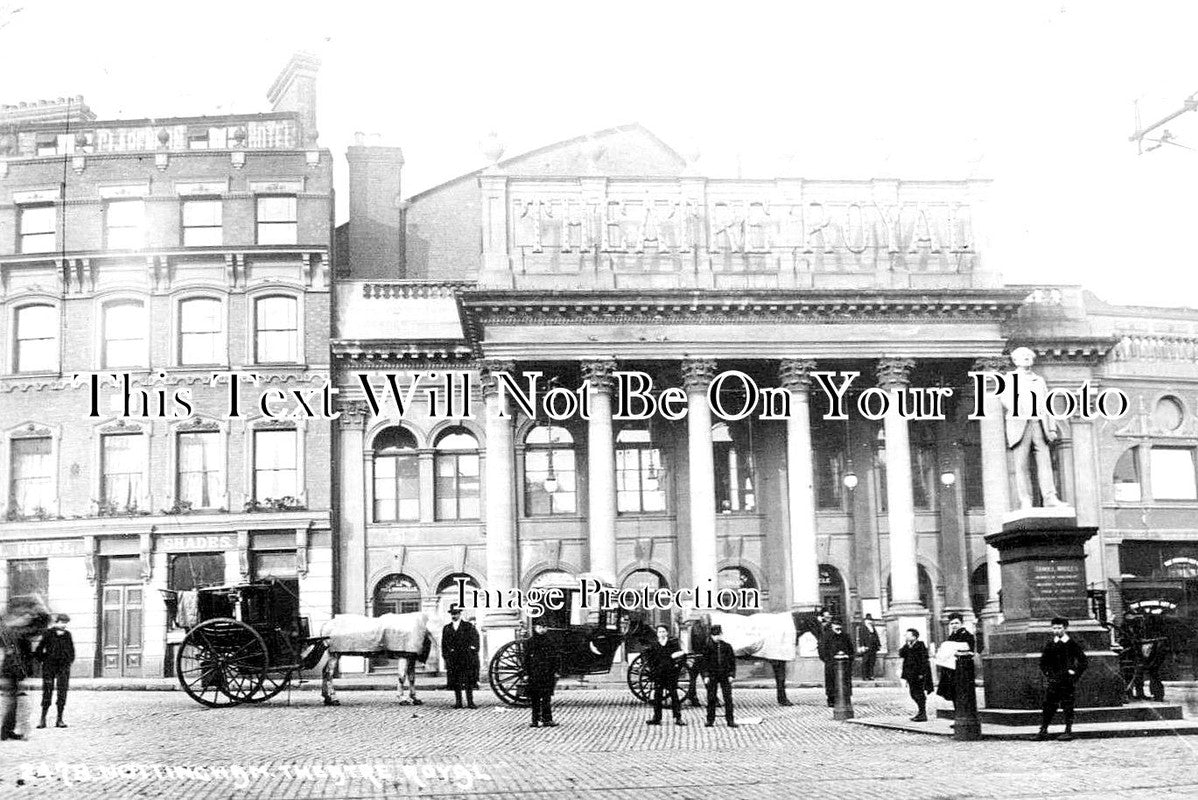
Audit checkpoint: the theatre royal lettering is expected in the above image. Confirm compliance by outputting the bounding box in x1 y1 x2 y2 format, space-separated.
510 183 977 272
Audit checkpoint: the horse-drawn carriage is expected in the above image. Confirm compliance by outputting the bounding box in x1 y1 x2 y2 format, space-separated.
487 574 636 706
162 579 327 707
486 573 819 707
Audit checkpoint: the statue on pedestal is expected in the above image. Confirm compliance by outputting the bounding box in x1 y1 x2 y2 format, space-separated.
1003 347 1066 509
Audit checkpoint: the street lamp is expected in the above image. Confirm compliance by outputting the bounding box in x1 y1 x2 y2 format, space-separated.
940 470 957 488
843 472 859 490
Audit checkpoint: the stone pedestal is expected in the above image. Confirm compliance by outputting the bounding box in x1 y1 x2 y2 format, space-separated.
981 510 1125 710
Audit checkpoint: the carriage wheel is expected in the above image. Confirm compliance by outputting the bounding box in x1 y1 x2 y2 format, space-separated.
176 619 268 708
244 669 294 704
627 653 654 703
488 640 530 707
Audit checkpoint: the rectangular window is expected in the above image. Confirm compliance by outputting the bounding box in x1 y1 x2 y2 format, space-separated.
434 452 480 520
177 431 221 508
14 304 58 373
105 199 146 250
1151 447 1198 500
616 447 665 513
253 551 297 580
9 437 53 515
254 296 299 363
182 199 222 246
102 433 145 509
373 453 421 522
178 298 222 365
256 196 298 245
186 128 210 150
168 553 225 592
19 205 56 253
7 559 49 606
102 301 147 368
254 429 298 501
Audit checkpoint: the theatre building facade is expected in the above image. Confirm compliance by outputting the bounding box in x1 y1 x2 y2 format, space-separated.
0 55 335 677
333 124 1196 677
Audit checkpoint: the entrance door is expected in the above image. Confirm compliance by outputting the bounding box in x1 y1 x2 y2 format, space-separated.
100 557 144 678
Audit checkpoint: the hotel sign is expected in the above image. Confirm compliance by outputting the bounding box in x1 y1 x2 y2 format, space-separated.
1 539 85 559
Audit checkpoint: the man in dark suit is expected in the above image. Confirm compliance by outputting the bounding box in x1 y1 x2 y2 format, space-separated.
898 628 935 721
34 613 75 729
440 605 480 709
523 620 560 728
936 613 977 705
856 614 882 681
700 624 737 728
1037 616 1088 741
644 624 687 726
818 619 854 708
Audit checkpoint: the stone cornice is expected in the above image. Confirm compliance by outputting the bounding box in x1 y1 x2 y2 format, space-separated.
458 288 1028 344
0 509 331 537
1011 336 1120 365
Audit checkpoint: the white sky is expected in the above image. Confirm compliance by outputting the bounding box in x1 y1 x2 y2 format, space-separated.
3 0 1198 308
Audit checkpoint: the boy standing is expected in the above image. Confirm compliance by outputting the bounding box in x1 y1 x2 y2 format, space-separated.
700 625 737 728
898 628 934 721
1037 617 1088 741
35 614 74 729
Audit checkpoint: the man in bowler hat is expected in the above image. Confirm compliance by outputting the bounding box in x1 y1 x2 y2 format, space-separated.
818 619 854 708
898 628 934 721
524 620 559 728
441 605 480 709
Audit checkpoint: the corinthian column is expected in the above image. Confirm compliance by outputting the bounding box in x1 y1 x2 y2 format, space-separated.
336 400 369 616
683 358 719 590
973 356 1011 626
582 359 618 583
780 359 820 611
480 360 518 642
877 358 928 637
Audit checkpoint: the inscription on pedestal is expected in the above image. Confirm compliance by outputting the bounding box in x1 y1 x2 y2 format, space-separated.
1028 560 1088 618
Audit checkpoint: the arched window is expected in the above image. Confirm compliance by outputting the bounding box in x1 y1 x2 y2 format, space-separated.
434 428 480 520
436 573 480 617
254 295 299 364
1113 446 1142 502
819 564 846 621
524 424 576 516
621 569 669 651
718 566 758 616
178 297 223 365
969 564 990 619
373 427 420 522
886 566 936 635
102 300 147 368
713 422 756 513
372 573 421 615
13 304 58 373
616 427 665 513
528 570 574 628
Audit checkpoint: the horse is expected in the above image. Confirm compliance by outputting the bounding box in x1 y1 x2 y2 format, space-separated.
319 612 434 706
682 609 822 706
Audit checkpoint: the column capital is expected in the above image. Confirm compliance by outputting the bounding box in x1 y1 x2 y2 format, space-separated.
480 359 516 397
971 355 1010 374
779 359 817 392
336 399 370 430
581 359 619 393
682 357 718 392
876 357 915 391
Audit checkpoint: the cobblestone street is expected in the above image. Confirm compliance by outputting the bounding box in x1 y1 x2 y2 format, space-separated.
1 687 1196 799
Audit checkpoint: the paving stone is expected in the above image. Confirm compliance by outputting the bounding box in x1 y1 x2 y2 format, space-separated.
1 687 1196 799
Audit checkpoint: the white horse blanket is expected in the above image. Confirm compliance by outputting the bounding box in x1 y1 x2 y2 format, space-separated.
320 612 429 655
692 611 797 662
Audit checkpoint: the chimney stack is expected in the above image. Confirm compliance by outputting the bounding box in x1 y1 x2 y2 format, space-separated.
267 52 321 143
345 139 405 278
